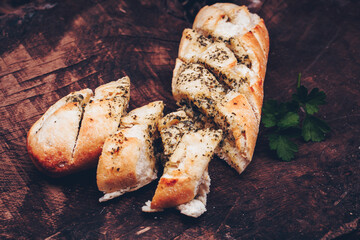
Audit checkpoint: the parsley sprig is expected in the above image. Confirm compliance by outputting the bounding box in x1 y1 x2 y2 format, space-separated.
262 74 331 161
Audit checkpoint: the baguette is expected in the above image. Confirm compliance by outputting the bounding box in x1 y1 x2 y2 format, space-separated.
143 111 222 217
27 78 130 177
172 3 269 174
97 101 164 202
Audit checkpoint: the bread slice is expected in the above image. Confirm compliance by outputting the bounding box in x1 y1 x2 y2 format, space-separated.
97 101 164 202
193 3 259 40
172 59 258 173
143 110 222 217
180 104 255 172
142 169 211 218
72 77 130 171
27 89 93 177
145 128 222 217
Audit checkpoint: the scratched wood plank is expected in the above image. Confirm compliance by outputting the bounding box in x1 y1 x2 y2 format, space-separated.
0 0 359 239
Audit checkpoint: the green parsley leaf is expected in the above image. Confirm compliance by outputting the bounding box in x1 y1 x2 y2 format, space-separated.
285 100 300 113
302 115 331 142
262 100 278 128
262 100 300 129
261 73 330 161
305 88 326 114
278 111 299 128
292 74 327 115
268 133 298 161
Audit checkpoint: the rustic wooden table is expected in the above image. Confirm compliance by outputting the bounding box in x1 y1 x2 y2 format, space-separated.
1 0 359 239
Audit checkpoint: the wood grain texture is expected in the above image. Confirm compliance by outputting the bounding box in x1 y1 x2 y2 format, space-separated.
1 0 359 239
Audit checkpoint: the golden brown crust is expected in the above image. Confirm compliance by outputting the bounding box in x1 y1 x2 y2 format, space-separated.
224 93 258 160
232 30 267 80
27 89 93 177
151 177 196 209
251 19 270 58
96 134 139 193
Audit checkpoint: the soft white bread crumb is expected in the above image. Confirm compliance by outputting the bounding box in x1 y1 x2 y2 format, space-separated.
142 200 163 213
176 169 210 218
193 3 260 42
176 199 206 218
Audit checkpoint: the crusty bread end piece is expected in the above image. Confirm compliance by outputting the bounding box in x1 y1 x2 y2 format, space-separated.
27 89 93 177
142 169 210 218
142 110 221 217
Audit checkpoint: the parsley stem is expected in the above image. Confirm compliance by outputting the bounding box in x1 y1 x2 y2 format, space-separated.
297 73 302 88
300 106 305 113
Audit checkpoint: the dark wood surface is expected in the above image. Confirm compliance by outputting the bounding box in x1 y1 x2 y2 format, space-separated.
1 0 359 239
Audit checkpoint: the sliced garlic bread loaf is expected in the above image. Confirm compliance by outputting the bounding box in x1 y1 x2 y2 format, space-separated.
193 3 269 117
172 3 269 174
